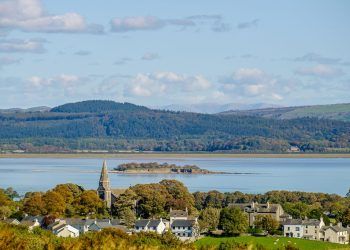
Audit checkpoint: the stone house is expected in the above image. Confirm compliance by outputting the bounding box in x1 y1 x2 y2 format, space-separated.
229 202 288 226
320 223 349 244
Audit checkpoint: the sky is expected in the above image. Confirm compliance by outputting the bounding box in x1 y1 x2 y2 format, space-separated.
0 0 349 108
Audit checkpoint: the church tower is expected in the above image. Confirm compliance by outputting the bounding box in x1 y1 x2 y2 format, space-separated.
97 160 112 208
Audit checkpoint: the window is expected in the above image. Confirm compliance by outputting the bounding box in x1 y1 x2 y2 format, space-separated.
296 227 300 231
297 233 300 237
287 227 290 231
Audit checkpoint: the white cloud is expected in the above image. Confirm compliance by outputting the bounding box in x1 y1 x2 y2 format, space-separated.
221 68 293 101
0 38 46 53
27 74 81 89
0 0 103 33
295 64 343 78
124 71 211 97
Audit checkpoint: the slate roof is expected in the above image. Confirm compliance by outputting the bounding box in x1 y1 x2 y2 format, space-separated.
21 216 44 224
229 203 281 213
171 219 196 227
281 219 303 225
302 219 321 226
170 210 188 218
135 219 150 227
321 225 348 233
148 220 162 228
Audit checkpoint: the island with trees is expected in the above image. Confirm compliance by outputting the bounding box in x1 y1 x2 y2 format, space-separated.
111 162 228 174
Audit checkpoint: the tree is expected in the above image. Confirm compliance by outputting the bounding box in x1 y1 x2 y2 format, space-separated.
52 183 83 204
0 206 12 219
204 191 225 208
341 208 350 227
23 192 46 216
219 207 248 235
346 188 350 198
73 190 106 217
43 191 66 216
253 215 279 234
113 189 137 216
0 189 13 207
119 207 136 228
159 179 195 213
132 183 170 218
199 207 220 232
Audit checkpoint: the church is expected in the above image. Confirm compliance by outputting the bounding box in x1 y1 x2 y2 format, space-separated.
97 160 125 208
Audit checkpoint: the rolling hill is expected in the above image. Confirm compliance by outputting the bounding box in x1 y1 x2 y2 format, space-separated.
221 103 350 122
0 100 350 153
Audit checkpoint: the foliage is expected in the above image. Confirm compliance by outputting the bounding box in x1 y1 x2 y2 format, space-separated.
253 215 279 234
199 207 221 232
0 222 195 250
22 184 107 218
219 207 248 235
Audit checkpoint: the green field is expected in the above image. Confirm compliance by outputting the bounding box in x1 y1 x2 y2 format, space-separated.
195 236 350 250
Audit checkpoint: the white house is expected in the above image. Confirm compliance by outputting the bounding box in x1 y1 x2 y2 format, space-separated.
134 219 166 234
53 224 80 238
169 208 199 240
171 219 199 240
320 223 349 244
282 219 304 238
20 216 43 231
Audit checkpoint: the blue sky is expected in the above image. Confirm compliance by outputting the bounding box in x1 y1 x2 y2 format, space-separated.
0 0 349 108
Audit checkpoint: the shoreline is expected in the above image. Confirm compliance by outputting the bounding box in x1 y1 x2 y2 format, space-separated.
1 152 350 159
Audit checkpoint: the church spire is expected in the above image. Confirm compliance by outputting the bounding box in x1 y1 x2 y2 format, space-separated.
99 160 109 183
97 160 112 208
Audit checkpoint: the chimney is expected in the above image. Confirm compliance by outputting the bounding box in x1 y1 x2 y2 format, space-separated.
185 207 188 213
267 202 270 208
170 208 172 212
337 222 342 228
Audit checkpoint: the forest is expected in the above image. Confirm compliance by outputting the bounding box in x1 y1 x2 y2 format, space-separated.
1 100 350 153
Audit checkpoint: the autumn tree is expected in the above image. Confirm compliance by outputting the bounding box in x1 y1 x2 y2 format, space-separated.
219 207 248 235
23 192 46 216
159 179 195 213
132 183 170 218
119 207 136 228
74 190 106 217
43 191 66 216
198 207 220 232
253 215 279 234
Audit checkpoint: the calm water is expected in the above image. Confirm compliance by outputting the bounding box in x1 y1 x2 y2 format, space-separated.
0 157 349 196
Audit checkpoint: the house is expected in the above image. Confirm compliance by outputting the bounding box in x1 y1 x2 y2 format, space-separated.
20 216 43 230
53 224 80 238
229 202 287 226
135 219 166 234
320 223 349 244
282 218 325 240
170 208 188 224
171 218 199 240
169 208 199 240
282 219 304 238
57 218 126 234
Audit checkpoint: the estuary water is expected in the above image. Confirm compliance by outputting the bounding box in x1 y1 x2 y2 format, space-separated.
0 157 349 196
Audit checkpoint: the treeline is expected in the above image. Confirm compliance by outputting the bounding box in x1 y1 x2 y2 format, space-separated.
0 100 350 153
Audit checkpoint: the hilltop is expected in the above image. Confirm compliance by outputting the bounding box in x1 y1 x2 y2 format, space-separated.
0 100 350 153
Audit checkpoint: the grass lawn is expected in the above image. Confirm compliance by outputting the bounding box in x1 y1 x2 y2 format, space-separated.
195 236 350 250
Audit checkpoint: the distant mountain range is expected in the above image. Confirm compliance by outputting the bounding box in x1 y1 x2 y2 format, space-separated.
0 100 349 153
0 106 51 114
151 103 282 114
221 103 350 122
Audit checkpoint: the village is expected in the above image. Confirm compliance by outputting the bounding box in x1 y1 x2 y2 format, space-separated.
2 161 349 246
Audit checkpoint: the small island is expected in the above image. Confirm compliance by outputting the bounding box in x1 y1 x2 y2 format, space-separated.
110 162 228 174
